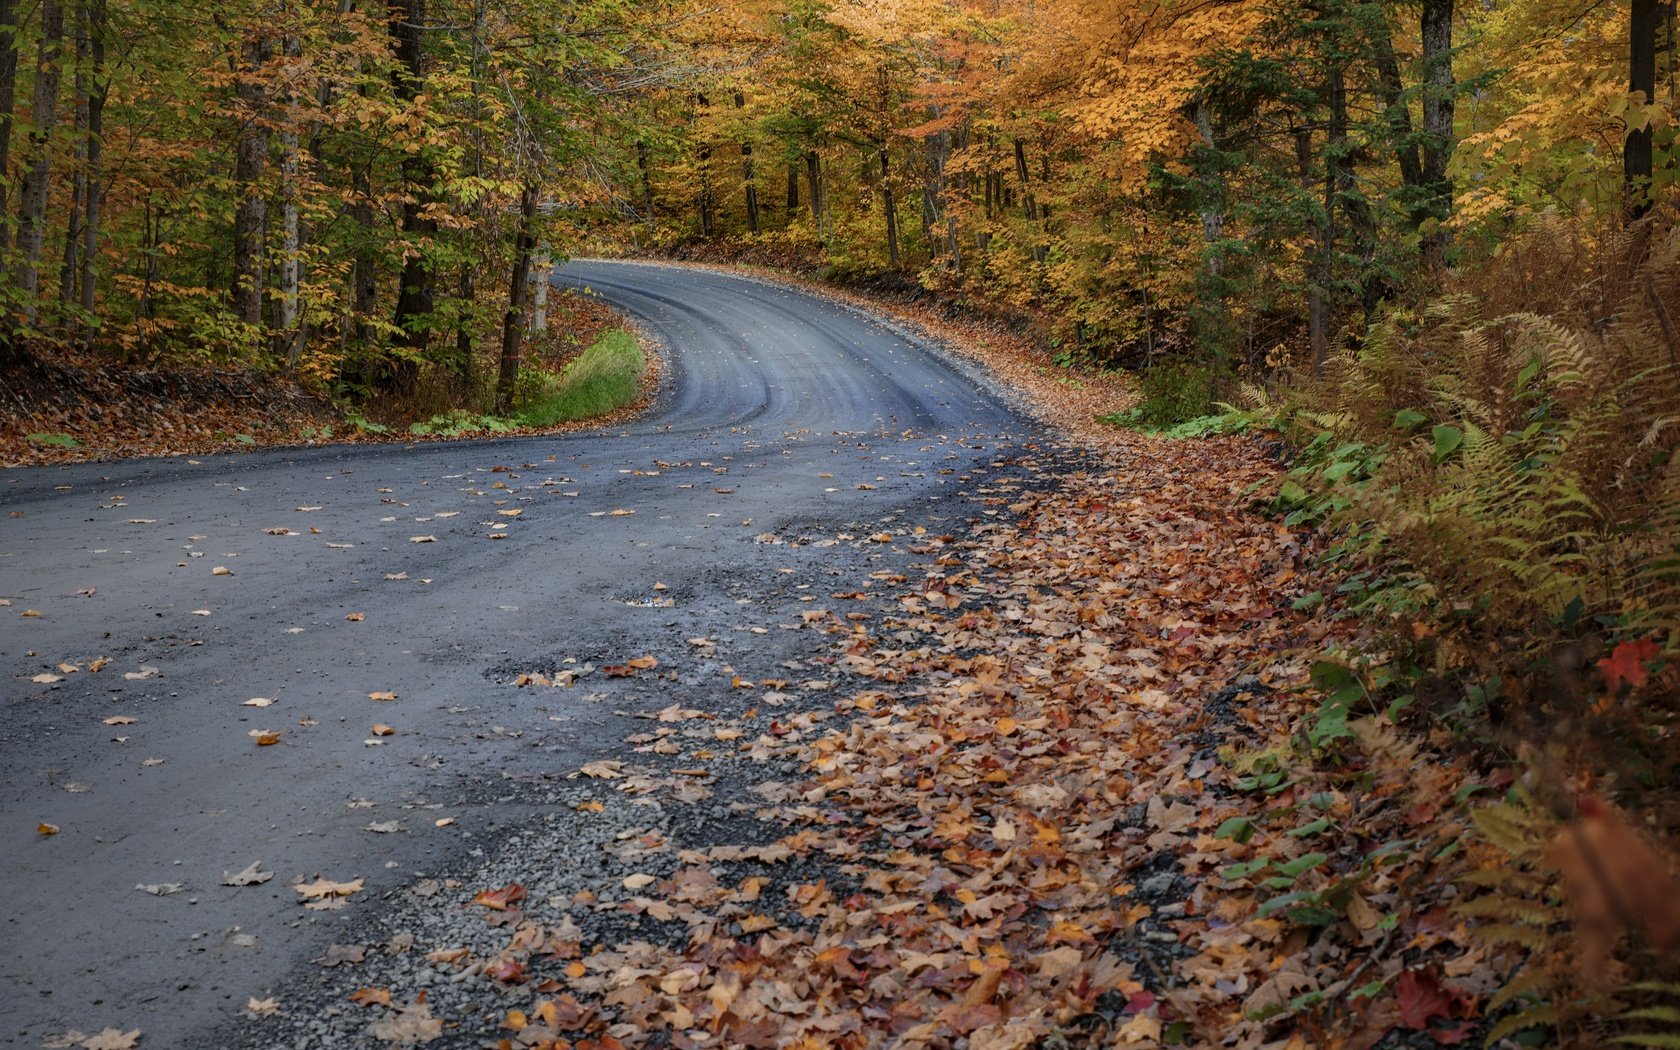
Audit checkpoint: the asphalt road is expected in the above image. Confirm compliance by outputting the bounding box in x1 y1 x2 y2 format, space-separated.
0 262 1034 1047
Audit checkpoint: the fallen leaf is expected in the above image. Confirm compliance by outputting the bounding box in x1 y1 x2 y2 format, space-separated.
242 697 273 708
370 1000 442 1044
211 566 232 576
246 997 278 1017
223 861 274 886
409 535 436 544
348 988 391 1008
366 821 402 833
345 612 365 622
249 729 281 746
21 609 42 617
434 817 455 827
473 883 527 910
295 877 364 901
80 1028 142 1050
622 873 656 890
318 943 366 967
1599 637 1662 693
32 672 63 683
136 882 184 895
368 691 398 702
578 760 624 778
102 717 137 727
371 724 394 737
37 821 60 836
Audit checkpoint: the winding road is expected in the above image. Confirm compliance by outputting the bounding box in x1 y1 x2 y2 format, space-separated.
0 263 1036 1047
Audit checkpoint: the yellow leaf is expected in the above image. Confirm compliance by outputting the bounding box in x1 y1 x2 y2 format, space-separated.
37 821 60 836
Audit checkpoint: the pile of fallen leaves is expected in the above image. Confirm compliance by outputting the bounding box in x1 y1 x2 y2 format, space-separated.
315 430 1512 1050
0 347 343 466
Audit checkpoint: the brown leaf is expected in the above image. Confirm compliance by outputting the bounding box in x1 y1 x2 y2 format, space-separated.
472 883 527 910
295 877 364 901
222 861 273 886
1548 795 1680 966
79 1028 141 1050
369 1000 442 1044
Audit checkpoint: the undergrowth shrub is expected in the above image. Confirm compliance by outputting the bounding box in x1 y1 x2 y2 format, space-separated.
1269 213 1680 1044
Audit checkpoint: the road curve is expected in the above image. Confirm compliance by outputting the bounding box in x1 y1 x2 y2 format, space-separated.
0 262 1035 1047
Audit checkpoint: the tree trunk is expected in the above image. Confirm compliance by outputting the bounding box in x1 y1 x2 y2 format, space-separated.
495 184 538 415
1627 0 1659 219
58 1 89 317
16 0 65 323
0 0 20 272
275 31 301 364
1420 0 1455 266
879 145 900 269
805 150 823 233
786 159 799 213
1193 97 1229 357
1298 127 1328 372
232 20 270 329
389 0 435 380
77 0 104 333
636 139 655 228
734 92 758 234
531 245 549 333
1370 16 1424 192
350 161 376 348
1012 138 1046 263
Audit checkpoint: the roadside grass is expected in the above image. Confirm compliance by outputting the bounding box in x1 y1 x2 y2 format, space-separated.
514 328 645 427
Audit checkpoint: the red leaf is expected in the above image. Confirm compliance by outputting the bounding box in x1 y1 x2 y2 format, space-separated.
1396 969 1452 1030
1599 638 1661 692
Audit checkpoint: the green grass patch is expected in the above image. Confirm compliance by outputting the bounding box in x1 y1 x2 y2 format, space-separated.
515 328 645 427
26 432 81 448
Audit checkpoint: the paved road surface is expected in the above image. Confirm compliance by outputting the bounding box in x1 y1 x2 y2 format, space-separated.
0 262 1033 1047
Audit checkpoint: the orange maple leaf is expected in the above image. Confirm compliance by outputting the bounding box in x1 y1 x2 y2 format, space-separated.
1598 638 1661 692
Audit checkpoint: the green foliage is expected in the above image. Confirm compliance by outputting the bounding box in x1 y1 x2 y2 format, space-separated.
407 411 515 438
515 329 645 427
1272 220 1680 712
26 432 81 449
1102 363 1224 429
1099 407 1255 439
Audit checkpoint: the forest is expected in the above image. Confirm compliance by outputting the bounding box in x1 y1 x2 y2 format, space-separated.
4 0 1680 1046
0 0 1667 396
